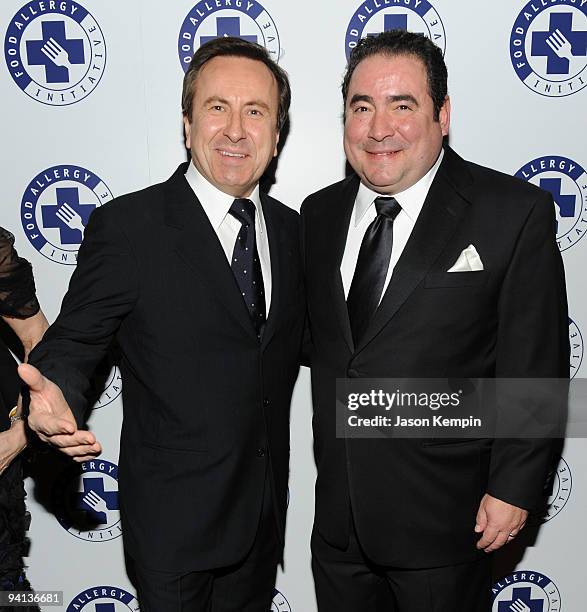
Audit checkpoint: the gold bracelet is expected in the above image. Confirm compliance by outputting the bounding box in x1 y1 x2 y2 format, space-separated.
8 406 23 425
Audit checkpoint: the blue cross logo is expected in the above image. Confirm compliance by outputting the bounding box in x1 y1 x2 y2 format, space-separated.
367 14 424 38
41 187 95 245
76 477 119 524
532 12 587 75
200 17 257 46
95 605 115 612
381 13 408 32
540 177 576 233
26 20 84 84
498 587 544 612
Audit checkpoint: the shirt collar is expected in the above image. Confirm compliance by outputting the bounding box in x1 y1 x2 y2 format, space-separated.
184 160 264 233
353 148 445 227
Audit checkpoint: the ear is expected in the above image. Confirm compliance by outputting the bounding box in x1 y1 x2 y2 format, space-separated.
183 115 192 149
273 130 280 158
439 95 451 137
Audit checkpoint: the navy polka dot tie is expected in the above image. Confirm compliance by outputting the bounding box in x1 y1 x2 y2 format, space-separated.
229 198 266 338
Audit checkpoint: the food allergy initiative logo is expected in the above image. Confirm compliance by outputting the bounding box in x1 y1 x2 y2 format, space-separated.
178 0 280 71
492 571 562 611
515 156 587 252
4 0 106 105
345 0 446 60
271 589 292 612
66 586 139 612
53 459 121 542
91 364 122 409
510 0 587 97
20 164 113 265
88 347 123 410
569 317 584 379
543 456 572 522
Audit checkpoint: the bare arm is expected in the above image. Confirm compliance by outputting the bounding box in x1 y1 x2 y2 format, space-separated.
0 419 27 475
0 310 49 474
2 309 49 361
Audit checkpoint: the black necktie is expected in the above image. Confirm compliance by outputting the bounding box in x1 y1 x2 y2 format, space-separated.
229 198 266 337
347 196 402 346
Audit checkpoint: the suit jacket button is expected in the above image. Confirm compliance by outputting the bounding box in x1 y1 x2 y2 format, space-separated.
263 397 270 407
256 447 266 457
347 369 359 378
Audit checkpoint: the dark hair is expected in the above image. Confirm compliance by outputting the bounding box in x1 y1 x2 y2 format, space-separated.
182 36 290 132
342 30 448 120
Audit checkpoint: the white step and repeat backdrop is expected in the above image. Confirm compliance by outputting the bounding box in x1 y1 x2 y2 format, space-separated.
1 0 586 610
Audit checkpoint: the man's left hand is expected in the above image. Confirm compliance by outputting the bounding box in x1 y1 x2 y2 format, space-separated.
474 493 528 552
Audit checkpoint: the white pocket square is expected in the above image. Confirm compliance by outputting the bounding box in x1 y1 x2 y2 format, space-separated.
447 244 484 272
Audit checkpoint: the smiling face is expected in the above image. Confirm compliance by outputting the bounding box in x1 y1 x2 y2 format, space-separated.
183 55 280 198
344 53 450 195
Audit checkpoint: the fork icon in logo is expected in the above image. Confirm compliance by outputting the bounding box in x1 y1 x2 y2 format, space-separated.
497 586 545 612
56 202 86 237
531 12 587 76
77 476 119 525
83 489 109 515
546 29 574 61
41 186 95 245
509 599 531 612
25 20 85 84
40 37 72 68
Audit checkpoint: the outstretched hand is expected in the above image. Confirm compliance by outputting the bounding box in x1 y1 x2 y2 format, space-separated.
18 363 102 461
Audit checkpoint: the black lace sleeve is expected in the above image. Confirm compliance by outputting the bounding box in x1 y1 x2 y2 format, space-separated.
0 227 40 319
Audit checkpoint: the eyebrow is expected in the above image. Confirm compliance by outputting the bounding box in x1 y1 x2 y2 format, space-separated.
246 100 271 111
202 96 271 110
349 93 419 107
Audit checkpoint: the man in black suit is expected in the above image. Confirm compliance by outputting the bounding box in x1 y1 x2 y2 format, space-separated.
302 31 568 611
20 37 304 611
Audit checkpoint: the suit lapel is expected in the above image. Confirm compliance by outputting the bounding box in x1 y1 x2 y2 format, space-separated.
260 193 282 348
355 148 474 353
326 176 359 354
164 164 256 339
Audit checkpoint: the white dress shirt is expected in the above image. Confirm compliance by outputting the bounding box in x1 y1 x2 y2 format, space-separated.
341 149 445 303
184 161 272 312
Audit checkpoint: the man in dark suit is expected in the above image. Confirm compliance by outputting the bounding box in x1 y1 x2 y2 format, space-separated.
19 37 304 611
302 31 568 611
